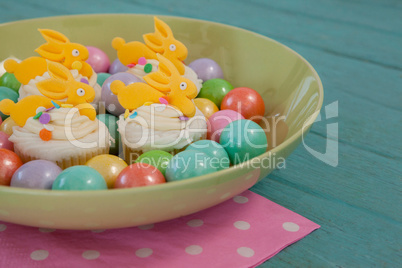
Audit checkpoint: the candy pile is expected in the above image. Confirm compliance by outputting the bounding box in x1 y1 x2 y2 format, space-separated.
0 17 268 191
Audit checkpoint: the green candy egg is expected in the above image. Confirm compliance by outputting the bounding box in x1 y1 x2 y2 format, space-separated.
197 78 234 107
96 72 111 87
0 72 21 94
0 86 19 120
136 150 173 176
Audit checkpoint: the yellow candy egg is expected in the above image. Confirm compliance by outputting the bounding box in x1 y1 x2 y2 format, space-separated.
86 154 128 189
0 117 18 136
194 98 219 119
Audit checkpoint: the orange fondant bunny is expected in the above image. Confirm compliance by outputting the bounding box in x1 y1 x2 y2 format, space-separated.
111 54 197 117
0 61 96 127
4 29 92 85
112 17 188 75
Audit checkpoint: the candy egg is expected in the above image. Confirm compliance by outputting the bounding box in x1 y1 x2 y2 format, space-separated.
0 117 17 136
165 151 219 182
135 150 173 176
0 148 23 186
86 46 111 73
0 86 19 120
96 114 120 155
0 131 13 151
0 72 21 93
207 110 244 142
101 72 142 116
188 58 224 81
194 98 219 119
52 166 107 191
0 116 2 125
114 163 166 188
197 79 234 107
10 160 62 189
219 119 268 165
221 87 265 123
97 72 111 87
86 154 127 189
185 140 230 170
109 58 129 74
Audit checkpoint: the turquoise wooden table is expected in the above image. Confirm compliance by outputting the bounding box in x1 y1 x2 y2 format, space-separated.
1 0 401 266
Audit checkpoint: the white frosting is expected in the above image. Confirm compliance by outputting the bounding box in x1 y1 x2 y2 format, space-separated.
18 69 102 106
9 108 110 161
126 59 203 94
118 104 207 152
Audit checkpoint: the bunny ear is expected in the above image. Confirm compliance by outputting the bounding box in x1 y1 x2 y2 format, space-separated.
144 72 171 93
143 33 163 52
38 29 70 44
35 43 65 61
36 80 68 100
156 54 180 78
46 61 74 82
154 17 173 38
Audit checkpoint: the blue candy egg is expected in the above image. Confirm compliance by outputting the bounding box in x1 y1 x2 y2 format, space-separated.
52 166 107 191
185 140 230 170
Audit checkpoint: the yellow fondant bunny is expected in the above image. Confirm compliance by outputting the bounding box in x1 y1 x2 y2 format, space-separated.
111 54 197 117
112 17 188 75
0 61 96 127
4 29 92 85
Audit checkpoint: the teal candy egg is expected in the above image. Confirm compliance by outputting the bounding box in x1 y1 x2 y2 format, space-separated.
197 78 234 107
219 119 268 165
0 86 19 120
97 72 111 87
0 72 21 93
96 114 120 156
52 166 107 191
185 140 230 170
136 150 173 176
165 151 219 182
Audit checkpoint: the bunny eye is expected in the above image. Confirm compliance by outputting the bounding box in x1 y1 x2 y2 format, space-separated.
169 44 176 51
77 88 85 96
72 49 80 57
180 82 187 90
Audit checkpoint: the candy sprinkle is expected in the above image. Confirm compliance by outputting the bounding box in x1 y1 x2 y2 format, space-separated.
39 129 52 141
45 107 55 112
124 109 130 119
143 102 153 106
51 101 60 109
61 104 73 108
179 116 189 121
33 112 43 120
159 97 169 105
39 113 51 124
127 63 136 68
80 78 89 84
129 111 138 119
144 63 153 73
138 57 147 65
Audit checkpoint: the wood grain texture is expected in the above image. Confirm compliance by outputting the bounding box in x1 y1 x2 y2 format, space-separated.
1 0 401 267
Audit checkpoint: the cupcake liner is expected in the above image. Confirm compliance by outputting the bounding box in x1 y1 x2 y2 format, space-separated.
14 145 109 170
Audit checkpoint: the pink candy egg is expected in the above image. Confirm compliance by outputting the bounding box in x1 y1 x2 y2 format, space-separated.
86 46 110 73
0 131 13 151
207 110 245 142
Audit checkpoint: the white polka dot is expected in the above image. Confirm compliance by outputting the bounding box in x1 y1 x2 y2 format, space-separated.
30 250 49 261
0 209 10 217
187 219 204 227
282 222 300 232
39 228 55 233
173 204 186 211
220 192 231 199
185 245 203 255
234 221 250 230
91 229 106 233
82 250 100 260
237 247 254 258
0 224 7 232
138 224 154 230
206 188 217 195
135 248 153 258
233 196 249 204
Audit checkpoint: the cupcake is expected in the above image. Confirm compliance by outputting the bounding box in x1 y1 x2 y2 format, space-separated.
113 16 203 94
9 106 110 169
118 104 206 163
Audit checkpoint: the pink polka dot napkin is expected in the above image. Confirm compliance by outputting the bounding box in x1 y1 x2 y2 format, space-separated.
0 190 319 268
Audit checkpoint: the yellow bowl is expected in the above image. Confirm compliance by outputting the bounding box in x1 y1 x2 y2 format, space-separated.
0 14 323 230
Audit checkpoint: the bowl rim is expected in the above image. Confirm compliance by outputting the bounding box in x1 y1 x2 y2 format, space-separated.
0 13 324 196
